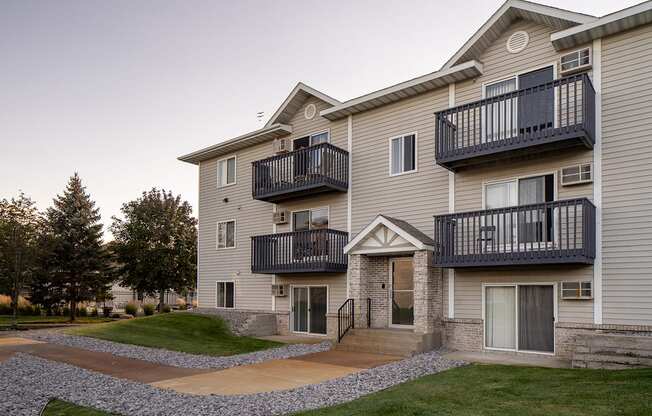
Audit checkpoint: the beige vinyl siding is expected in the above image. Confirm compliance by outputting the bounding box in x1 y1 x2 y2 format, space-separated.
601 23 652 325
198 96 345 312
451 18 595 323
350 87 450 237
198 140 273 311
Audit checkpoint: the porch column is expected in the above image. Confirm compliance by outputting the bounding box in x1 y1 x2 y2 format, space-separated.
413 250 443 335
348 254 369 328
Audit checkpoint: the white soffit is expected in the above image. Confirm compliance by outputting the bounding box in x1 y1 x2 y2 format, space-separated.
320 61 483 121
441 0 595 70
551 1 652 50
178 124 292 165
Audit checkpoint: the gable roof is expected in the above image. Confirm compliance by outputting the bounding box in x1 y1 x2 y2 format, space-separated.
442 0 596 70
344 214 435 254
551 1 652 50
321 60 482 121
264 82 341 127
178 123 292 165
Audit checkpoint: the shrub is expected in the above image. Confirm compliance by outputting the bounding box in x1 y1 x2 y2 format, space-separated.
62 306 70 317
78 306 88 317
124 302 138 317
102 306 113 318
161 304 172 313
18 305 33 316
32 305 42 316
178 304 188 311
90 307 99 317
143 304 155 316
111 313 121 319
0 303 11 315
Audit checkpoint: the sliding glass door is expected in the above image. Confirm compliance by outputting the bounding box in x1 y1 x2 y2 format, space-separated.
292 286 327 335
485 286 516 349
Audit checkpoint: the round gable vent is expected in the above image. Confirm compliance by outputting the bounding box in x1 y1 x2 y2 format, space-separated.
304 103 317 120
506 31 529 54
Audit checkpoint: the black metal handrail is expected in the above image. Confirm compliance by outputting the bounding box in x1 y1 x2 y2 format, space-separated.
252 142 349 200
435 73 595 165
366 297 371 328
251 228 348 274
433 198 596 267
338 298 354 342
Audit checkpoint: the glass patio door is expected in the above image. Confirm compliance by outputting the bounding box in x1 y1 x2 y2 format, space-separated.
292 286 327 335
485 286 517 349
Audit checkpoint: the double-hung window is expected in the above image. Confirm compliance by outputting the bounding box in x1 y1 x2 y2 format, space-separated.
217 220 236 249
390 133 417 176
216 281 234 308
217 156 236 187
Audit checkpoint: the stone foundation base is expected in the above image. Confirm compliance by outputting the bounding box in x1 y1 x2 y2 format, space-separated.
193 308 278 336
443 318 484 352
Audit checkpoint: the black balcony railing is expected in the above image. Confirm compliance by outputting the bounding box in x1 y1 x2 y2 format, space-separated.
252 143 349 202
251 228 348 274
435 73 595 170
433 198 596 267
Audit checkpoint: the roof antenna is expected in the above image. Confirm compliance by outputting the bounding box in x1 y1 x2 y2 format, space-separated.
257 111 265 123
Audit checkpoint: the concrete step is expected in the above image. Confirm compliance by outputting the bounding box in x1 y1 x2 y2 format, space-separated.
335 328 425 357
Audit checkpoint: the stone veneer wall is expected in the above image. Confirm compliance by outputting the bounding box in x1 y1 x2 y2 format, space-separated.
556 322 652 360
194 308 278 336
348 254 390 328
413 251 443 336
443 318 484 352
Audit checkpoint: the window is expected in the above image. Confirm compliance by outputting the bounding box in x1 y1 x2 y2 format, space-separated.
293 131 330 150
217 156 236 187
216 281 234 308
560 47 591 74
292 207 329 231
390 134 417 175
484 77 518 142
217 220 236 249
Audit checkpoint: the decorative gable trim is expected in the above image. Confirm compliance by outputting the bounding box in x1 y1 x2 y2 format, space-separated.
441 0 596 70
264 82 341 128
344 215 434 254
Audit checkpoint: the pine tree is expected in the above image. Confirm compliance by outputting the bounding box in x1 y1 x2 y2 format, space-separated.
111 188 197 311
45 173 112 321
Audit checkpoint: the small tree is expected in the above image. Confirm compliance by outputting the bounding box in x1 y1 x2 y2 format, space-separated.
111 188 197 311
45 173 112 321
0 193 43 328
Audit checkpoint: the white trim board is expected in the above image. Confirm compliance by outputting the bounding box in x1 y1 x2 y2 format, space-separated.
344 215 434 254
592 37 603 325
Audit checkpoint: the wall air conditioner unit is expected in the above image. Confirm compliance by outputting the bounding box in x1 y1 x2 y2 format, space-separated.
273 138 289 154
561 163 592 186
271 284 288 297
560 47 592 75
272 210 288 224
561 281 592 300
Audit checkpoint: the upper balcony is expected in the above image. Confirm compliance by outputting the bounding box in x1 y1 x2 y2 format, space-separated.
252 143 349 202
433 198 596 268
251 228 348 274
435 74 595 171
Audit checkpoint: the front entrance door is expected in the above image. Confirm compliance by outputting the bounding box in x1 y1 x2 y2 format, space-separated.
292 286 327 335
485 284 555 353
390 258 414 326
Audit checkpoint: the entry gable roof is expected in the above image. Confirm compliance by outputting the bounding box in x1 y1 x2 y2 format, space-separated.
264 82 341 128
344 215 435 255
442 0 596 70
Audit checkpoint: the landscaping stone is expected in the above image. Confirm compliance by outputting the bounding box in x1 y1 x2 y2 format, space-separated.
0 349 464 416
23 330 331 369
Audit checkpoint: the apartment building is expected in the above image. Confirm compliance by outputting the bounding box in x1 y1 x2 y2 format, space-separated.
180 0 652 360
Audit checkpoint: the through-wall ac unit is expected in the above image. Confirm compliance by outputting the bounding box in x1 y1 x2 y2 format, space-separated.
272 210 288 224
561 163 592 186
560 47 592 75
561 281 592 300
271 284 288 297
273 138 289 154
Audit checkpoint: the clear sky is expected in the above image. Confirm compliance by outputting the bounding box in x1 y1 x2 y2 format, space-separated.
0 0 638 237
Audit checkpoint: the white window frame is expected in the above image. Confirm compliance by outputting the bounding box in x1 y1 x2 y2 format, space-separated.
217 155 237 188
289 284 329 336
216 219 236 250
482 282 558 356
216 281 235 309
388 132 418 177
290 206 330 231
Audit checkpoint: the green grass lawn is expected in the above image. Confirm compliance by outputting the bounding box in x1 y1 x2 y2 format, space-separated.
66 312 282 356
295 364 652 416
42 399 113 416
0 315 113 325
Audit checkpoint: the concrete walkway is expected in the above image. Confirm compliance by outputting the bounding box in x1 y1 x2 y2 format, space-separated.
151 350 402 395
0 337 208 383
444 350 571 368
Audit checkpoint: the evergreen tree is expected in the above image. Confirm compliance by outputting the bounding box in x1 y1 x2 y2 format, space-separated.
45 173 112 321
0 193 43 328
111 188 197 311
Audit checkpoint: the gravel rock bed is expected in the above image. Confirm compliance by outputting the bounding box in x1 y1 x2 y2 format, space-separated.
24 331 331 369
1 351 465 416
